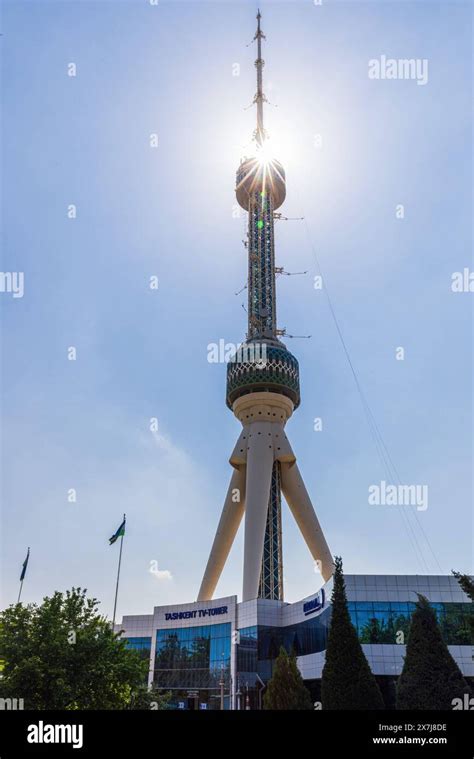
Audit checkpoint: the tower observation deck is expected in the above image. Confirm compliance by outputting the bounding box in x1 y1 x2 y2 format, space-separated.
198 11 334 605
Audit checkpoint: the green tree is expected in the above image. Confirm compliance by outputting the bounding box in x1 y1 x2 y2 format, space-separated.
452 571 474 647
0 587 163 709
263 646 312 710
321 556 384 710
396 594 471 710
359 617 384 644
439 606 472 646
452 571 474 601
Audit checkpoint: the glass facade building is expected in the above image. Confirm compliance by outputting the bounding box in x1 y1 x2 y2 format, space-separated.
154 622 231 704
349 601 473 646
124 636 152 660
119 576 473 709
236 602 473 683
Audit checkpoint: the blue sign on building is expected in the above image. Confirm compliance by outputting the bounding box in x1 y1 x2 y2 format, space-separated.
303 590 325 616
165 605 228 621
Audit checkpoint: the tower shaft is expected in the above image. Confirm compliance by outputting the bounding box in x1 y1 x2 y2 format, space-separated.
249 12 282 599
247 186 283 599
248 190 277 341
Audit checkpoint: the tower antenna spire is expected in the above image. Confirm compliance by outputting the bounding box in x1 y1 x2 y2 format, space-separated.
254 9 266 146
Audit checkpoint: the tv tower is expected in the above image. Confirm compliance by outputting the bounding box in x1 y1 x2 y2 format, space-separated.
198 10 334 603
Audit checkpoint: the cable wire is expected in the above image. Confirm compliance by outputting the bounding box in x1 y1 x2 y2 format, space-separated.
302 217 443 574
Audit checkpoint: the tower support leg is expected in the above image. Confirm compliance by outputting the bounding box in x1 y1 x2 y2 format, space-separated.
242 424 275 601
280 461 334 582
197 467 246 601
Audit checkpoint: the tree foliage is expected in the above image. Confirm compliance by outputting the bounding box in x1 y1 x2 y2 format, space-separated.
452 571 474 650
452 571 474 602
396 594 471 710
263 646 313 710
0 587 168 710
321 556 384 710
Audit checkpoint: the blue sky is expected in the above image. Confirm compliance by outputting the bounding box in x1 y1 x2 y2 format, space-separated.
1 0 472 619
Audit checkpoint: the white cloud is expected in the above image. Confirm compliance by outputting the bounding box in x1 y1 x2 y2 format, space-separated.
149 563 173 581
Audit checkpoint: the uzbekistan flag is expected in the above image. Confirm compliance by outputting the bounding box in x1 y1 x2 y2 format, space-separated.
109 518 126 545
20 548 30 581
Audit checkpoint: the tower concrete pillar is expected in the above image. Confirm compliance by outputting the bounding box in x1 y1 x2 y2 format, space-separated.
242 422 275 601
280 461 335 581
197 467 246 602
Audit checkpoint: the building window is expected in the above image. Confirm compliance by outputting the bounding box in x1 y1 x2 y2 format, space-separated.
124 636 152 661
236 601 473 678
348 602 473 645
237 626 258 673
154 623 231 691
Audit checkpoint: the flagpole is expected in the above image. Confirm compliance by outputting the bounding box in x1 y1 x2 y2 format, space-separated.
112 514 125 629
17 546 30 604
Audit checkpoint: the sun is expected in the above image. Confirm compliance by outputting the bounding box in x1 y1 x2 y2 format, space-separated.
256 140 274 165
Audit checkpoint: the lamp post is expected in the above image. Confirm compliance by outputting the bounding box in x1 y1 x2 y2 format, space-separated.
236 676 242 711
219 653 225 710
256 673 266 711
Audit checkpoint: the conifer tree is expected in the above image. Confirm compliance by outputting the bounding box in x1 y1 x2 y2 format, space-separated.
396 594 471 710
321 556 384 709
263 646 313 710
452 571 474 602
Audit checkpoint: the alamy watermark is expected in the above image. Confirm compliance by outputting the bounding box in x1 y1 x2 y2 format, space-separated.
0 271 24 298
27 721 83 749
368 56 428 86
0 697 24 710
207 339 267 368
451 268 473 293
369 480 428 511
452 694 474 710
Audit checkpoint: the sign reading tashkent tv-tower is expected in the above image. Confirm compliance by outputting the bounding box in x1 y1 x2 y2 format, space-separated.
198 11 335 604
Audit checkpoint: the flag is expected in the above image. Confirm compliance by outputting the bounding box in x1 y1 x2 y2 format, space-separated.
109 518 126 545
20 548 30 581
